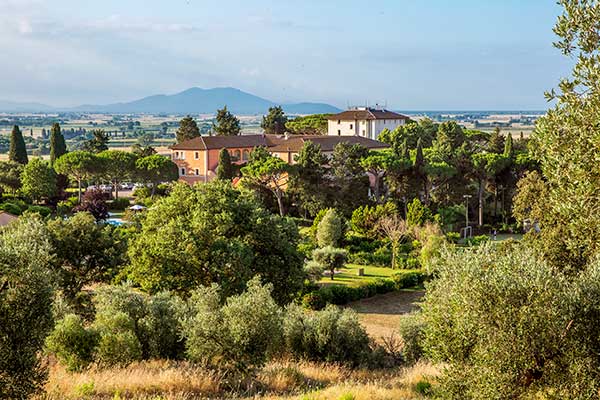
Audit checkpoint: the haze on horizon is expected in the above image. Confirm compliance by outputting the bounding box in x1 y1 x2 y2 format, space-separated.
0 0 571 111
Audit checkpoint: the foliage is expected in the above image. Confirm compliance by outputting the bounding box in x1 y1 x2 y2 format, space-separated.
125 181 304 304
283 304 371 366
45 314 99 371
0 160 23 194
261 106 288 135
312 246 347 280
0 215 54 398
398 313 426 365
98 150 138 198
21 158 57 203
285 114 331 135
135 154 178 196
181 277 283 373
216 148 235 180
378 215 409 269
350 202 397 239
303 260 324 283
316 208 343 247
289 141 329 217
406 198 432 227
54 151 100 202
175 116 200 143
329 143 370 216
8 125 28 164
213 106 241 136
82 129 109 153
73 188 110 221
110 197 131 211
422 244 600 399
27 205 52 217
50 122 67 165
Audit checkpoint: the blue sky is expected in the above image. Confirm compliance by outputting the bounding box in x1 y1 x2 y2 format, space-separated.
0 0 571 110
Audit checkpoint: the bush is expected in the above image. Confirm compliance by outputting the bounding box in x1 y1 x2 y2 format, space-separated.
445 231 460 243
350 202 397 239
422 244 600 398
0 216 54 398
45 314 99 371
0 201 22 215
27 205 52 217
316 208 343 247
110 197 131 211
392 271 425 289
74 188 109 221
283 304 371 366
406 198 432 227
398 313 426 365
133 186 151 199
94 312 143 367
181 277 283 372
467 234 489 246
303 260 324 283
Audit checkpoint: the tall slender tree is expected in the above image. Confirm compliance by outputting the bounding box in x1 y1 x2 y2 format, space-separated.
50 123 67 165
176 116 200 143
9 125 28 165
216 148 234 180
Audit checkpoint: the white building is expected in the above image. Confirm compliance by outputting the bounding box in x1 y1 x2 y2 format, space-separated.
327 107 410 140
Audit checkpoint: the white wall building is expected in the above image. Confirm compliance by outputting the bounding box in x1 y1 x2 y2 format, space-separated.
327 107 410 140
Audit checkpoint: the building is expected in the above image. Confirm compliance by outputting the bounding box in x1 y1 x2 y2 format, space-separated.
170 134 388 185
327 107 410 140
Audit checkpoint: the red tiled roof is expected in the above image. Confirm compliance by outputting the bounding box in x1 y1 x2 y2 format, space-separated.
170 134 268 150
327 108 409 121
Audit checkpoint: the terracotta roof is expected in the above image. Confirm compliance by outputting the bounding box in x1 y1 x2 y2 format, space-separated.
267 134 389 152
327 108 409 121
0 211 17 227
171 135 269 150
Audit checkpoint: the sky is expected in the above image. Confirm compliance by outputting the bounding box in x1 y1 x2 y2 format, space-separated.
0 0 572 110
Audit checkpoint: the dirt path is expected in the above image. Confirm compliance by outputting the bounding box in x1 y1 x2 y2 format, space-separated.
347 290 425 340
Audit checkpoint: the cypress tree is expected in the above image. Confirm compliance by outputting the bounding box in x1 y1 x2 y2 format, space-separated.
489 126 505 153
504 133 514 158
216 148 234 180
50 123 67 165
414 138 424 170
9 125 28 165
401 138 410 159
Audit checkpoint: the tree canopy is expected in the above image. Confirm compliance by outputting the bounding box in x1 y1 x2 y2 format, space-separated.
213 106 241 136
261 106 288 135
176 116 200 143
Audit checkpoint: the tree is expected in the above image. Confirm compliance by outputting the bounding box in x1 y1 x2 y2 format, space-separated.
124 182 304 304
241 151 293 216
98 150 138 199
50 122 67 165
261 106 288 135
73 188 110 221
0 215 54 398
213 106 241 136
21 158 57 203
131 144 157 157
135 154 178 197
0 161 23 194
8 125 28 164
285 114 331 135
316 208 342 247
488 126 505 154
329 143 370 216
378 215 408 269
504 133 514 158
82 129 109 153
360 149 399 202
175 116 200 143
54 151 100 203
406 198 432 227
216 148 234 180
471 152 509 226
289 141 329 217
47 212 126 302
312 246 347 281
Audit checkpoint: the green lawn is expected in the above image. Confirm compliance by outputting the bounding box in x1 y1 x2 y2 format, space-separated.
318 264 403 287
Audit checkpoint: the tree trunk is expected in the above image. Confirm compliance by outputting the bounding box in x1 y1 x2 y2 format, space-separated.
478 179 484 227
493 188 498 220
391 242 398 269
114 180 119 199
275 190 285 216
151 182 156 198
330 267 334 280
78 179 82 203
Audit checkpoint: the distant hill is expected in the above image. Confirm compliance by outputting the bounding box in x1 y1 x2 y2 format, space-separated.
73 87 341 115
0 87 341 115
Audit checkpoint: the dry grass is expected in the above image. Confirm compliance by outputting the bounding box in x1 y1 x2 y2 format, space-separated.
41 360 439 400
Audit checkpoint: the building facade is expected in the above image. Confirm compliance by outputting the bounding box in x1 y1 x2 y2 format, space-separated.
170 134 388 185
327 107 410 140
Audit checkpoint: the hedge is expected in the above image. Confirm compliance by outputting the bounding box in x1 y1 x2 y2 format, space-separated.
302 270 427 310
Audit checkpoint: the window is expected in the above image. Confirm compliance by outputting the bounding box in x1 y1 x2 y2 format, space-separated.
174 151 179 159
180 152 185 160
362 130 366 135
242 149 250 161
350 124 353 129
233 150 241 161
337 130 341 136
337 120 341 124
195 168 199 175
194 151 199 160
180 168 185 176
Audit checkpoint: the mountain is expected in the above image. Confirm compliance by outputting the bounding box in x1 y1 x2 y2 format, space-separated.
72 87 341 115
0 100 54 113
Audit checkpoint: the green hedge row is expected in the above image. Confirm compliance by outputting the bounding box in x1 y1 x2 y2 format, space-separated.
302 270 427 310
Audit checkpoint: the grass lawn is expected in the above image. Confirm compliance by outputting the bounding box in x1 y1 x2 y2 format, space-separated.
318 264 418 287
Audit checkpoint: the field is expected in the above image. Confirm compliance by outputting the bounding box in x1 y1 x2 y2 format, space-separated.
41 289 433 400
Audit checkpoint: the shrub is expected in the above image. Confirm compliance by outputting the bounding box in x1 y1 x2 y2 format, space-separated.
74 188 109 221
110 197 131 211
133 186 152 199
398 313 426 365
0 216 54 398
181 277 283 373
283 304 371 366
313 246 347 281
445 231 460 243
316 208 343 247
140 291 186 359
27 205 52 217
45 314 99 371
350 202 397 239
93 312 143 367
392 271 425 289
303 260 324 283
467 234 490 246
0 201 22 215
309 208 329 239
301 291 327 310
406 198 432 227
